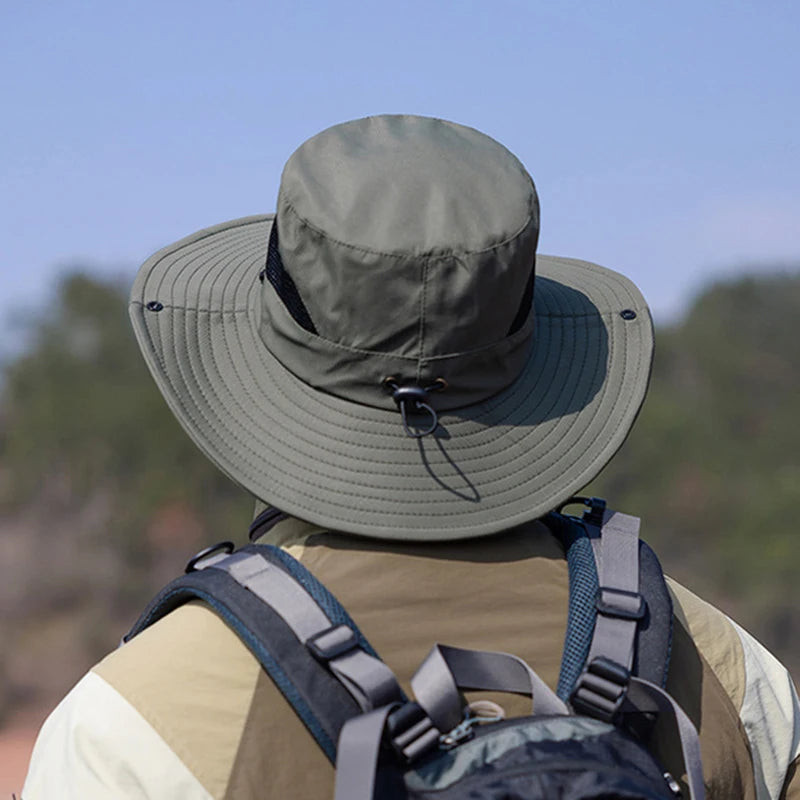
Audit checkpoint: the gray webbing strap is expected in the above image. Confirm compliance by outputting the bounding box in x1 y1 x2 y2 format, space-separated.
212 551 401 711
628 677 706 800
334 704 396 800
411 644 567 732
220 551 329 639
586 509 642 670
328 648 402 711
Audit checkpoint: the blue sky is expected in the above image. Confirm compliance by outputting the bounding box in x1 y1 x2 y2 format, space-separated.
1 0 798 351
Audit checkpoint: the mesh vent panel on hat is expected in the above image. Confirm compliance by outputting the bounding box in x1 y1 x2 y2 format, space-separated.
508 264 536 336
263 221 317 335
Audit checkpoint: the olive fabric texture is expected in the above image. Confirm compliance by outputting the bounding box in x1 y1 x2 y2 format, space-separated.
129 115 653 540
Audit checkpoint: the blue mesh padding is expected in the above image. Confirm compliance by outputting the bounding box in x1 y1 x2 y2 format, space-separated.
264 545 384 663
555 518 600 700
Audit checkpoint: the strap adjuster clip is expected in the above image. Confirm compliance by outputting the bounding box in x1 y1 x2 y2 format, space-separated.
595 587 646 620
387 702 440 763
571 656 631 722
306 625 359 662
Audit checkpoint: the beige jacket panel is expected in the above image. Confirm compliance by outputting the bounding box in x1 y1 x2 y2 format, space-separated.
732 619 800 800
669 579 800 800
94 600 263 798
22 671 212 800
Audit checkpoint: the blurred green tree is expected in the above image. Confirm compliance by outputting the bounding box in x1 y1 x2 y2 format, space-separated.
0 273 251 720
2 273 250 545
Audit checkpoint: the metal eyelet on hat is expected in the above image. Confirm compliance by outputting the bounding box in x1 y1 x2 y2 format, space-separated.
146 301 164 312
382 377 446 438
620 309 637 320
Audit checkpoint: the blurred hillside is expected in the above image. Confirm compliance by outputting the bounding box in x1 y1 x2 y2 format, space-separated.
586 269 800 672
0 268 798 728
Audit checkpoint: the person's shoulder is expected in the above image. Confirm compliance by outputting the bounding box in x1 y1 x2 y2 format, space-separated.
667 577 800 799
23 601 258 799
23 652 215 798
666 577 749 708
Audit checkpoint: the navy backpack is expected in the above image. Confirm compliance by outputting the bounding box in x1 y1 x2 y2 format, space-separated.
126 498 705 799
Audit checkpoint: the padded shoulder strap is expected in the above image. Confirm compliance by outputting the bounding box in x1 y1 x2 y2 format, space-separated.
124 543 404 763
544 501 673 700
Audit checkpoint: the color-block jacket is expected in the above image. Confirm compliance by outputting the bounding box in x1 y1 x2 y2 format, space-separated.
23 516 800 799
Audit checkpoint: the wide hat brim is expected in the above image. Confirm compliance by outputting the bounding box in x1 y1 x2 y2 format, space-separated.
130 215 653 541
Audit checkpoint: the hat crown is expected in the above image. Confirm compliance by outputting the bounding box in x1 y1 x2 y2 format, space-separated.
279 115 537 256
262 115 540 410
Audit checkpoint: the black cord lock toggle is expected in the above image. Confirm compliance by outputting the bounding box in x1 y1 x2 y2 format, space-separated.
383 377 446 438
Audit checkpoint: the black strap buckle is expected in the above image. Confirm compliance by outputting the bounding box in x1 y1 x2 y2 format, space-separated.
571 657 631 722
555 496 607 527
595 587 646 620
387 702 440 763
582 496 607 527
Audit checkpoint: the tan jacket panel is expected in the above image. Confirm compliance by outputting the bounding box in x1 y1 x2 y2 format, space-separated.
664 613 755 798
94 601 262 798
668 578 746 712
783 756 800 800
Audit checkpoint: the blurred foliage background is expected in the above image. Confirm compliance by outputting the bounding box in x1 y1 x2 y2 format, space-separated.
0 268 798 726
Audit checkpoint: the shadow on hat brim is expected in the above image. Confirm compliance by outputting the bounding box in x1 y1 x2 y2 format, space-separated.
130 215 653 541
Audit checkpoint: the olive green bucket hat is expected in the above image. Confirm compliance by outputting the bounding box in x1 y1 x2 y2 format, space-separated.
130 115 653 541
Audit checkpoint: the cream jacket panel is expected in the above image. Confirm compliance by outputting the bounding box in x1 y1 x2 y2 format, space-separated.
732 620 800 800
22 671 212 800
668 579 800 800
